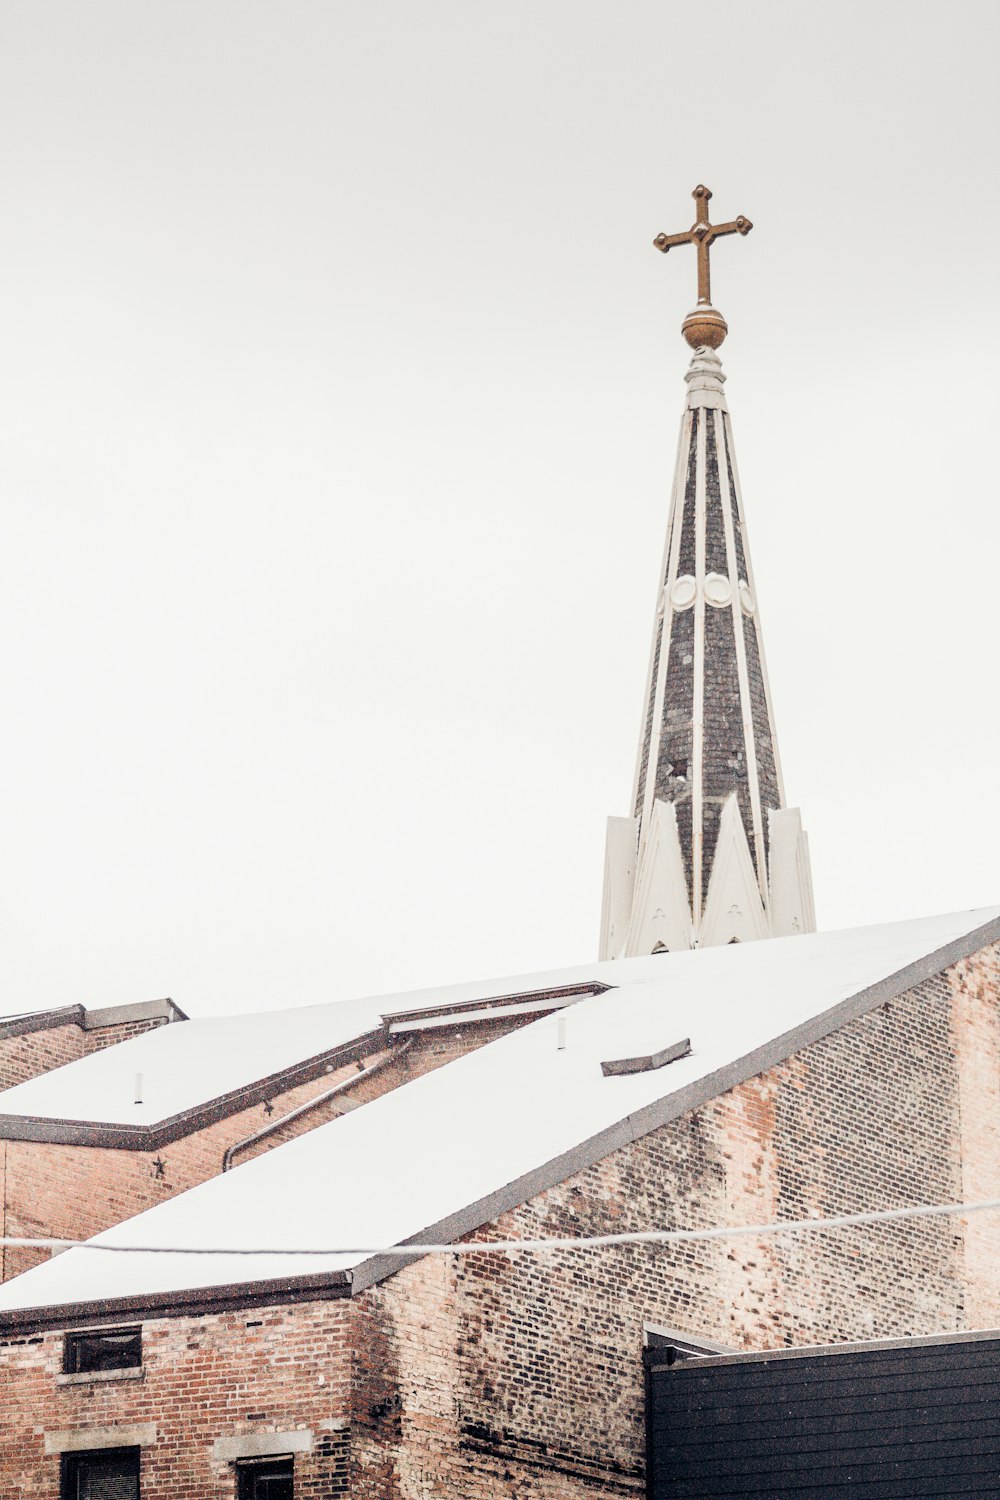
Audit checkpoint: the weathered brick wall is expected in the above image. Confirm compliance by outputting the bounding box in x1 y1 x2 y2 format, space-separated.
0 1015 536 1281
350 942 999 1497
0 1022 84 1091
0 944 997 1499
949 942 1000 1328
0 1302 352 1500
82 1016 170 1055
0 1052 384 1282
0 1013 172 1091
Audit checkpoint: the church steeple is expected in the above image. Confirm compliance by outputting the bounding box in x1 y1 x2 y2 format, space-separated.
600 187 815 958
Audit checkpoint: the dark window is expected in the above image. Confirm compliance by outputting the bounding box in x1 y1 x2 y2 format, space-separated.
62 1448 139 1500
237 1459 294 1500
64 1328 142 1375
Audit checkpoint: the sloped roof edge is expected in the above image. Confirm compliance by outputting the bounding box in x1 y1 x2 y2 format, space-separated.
2 912 996 1331
0 1267 352 1333
0 997 185 1043
0 1026 388 1149
349 911 1000 1294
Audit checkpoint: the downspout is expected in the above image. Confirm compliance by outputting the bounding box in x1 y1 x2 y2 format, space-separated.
222 1038 413 1171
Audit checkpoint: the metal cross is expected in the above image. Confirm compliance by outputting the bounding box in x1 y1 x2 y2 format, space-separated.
653 185 752 306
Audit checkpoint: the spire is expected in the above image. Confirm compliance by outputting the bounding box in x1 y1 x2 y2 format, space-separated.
599 187 815 958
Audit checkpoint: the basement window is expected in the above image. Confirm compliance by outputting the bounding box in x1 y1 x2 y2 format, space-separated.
236 1459 294 1500
64 1328 142 1376
61 1447 139 1500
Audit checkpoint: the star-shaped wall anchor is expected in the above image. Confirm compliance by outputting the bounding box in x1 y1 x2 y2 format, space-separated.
152 1157 166 1180
263 1101 274 1116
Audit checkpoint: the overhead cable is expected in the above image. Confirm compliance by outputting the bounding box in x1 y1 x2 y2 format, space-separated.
3 1194 1000 1259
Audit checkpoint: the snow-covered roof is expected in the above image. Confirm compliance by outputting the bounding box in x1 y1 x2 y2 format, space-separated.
0 994 383 1127
1 905 995 1320
0 972 601 1130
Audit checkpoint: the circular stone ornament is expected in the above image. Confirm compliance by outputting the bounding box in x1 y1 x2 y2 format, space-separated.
670 575 697 610
703 572 732 608
739 581 756 616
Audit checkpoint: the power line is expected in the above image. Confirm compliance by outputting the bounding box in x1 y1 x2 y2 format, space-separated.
4 1195 1000 1260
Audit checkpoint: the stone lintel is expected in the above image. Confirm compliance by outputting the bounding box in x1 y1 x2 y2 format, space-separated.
213 1431 314 1461
45 1424 157 1454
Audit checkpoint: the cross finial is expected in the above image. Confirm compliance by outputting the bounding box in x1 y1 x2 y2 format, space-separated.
653 185 753 349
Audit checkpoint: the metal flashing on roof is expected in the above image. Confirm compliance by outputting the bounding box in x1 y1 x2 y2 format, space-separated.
390 996 583 1033
643 1322 735 1356
0 1026 390 1150
601 1037 691 1077
0 997 186 1042
646 1322 1000 1370
380 981 611 1032
0 1005 85 1040
82 998 187 1029
0 1266 354 1333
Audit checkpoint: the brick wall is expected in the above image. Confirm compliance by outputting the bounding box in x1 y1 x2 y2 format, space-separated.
0 1052 385 1282
950 942 1000 1328
0 1014 538 1281
0 1302 352 1500
349 943 999 1497
0 1014 171 1092
0 944 997 1498
83 1017 170 1056
0 1023 84 1092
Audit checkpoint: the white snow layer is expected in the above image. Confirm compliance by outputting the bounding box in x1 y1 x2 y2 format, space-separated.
0 965 605 1126
0 906 995 1313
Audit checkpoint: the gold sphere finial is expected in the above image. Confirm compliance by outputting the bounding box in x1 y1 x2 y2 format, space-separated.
681 306 728 350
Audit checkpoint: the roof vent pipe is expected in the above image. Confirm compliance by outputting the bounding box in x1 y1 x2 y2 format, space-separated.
134 1072 143 1105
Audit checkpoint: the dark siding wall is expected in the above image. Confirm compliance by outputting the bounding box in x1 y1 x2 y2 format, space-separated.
650 1335 1000 1497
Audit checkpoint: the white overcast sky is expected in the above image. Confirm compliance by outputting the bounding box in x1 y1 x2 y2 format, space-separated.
0 1 997 1019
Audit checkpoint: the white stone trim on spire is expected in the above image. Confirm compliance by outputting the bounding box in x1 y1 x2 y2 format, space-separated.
600 344 816 957
684 346 729 411
700 794 769 946
715 406 768 902
623 800 693 957
599 815 640 961
768 808 817 938
691 405 708 935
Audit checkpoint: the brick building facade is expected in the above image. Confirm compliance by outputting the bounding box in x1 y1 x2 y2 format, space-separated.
0 229 994 1500
0 990 588 1282
0 999 184 1093
0 921 997 1497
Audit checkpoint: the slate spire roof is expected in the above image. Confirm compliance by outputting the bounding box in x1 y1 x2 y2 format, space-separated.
600 346 815 956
